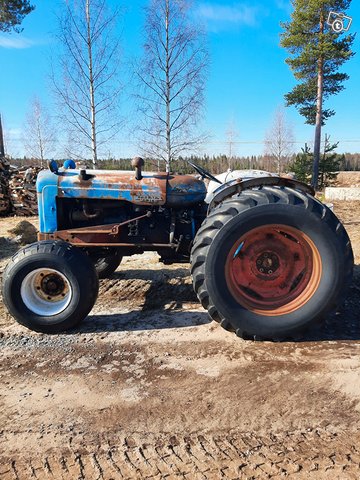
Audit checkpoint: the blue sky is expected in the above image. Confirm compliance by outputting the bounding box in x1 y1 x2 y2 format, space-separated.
0 0 359 158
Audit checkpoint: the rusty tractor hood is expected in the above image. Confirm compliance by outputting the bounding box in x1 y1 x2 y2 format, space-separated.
36 168 207 207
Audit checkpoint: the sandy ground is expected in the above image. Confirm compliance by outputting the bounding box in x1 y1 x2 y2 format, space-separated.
335 172 360 188
0 202 360 479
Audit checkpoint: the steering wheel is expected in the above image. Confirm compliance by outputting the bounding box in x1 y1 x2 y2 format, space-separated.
187 161 222 184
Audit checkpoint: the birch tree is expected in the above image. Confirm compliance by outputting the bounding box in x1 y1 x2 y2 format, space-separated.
264 107 295 174
52 0 122 168
136 0 208 172
23 97 56 167
226 119 239 170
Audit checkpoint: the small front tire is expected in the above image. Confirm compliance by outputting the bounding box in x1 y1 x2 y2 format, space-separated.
2 241 99 333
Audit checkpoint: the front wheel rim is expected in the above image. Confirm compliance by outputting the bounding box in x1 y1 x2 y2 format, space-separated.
225 224 322 316
20 268 73 316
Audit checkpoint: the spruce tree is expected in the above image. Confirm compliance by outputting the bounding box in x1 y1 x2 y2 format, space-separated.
290 144 313 184
291 137 343 188
281 0 354 189
319 134 343 186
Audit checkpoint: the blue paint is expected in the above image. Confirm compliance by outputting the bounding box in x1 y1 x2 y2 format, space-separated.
37 170 59 232
166 179 206 206
63 159 76 169
191 217 196 239
48 159 59 173
233 241 245 259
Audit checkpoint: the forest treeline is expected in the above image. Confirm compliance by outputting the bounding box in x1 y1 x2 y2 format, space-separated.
8 152 360 173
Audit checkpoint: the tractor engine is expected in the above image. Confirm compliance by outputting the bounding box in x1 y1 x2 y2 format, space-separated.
57 197 206 262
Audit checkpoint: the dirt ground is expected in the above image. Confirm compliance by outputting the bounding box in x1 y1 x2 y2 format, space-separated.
1 202 360 479
335 172 360 187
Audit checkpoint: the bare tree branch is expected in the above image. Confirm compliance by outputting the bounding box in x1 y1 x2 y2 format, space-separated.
22 97 57 167
52 0 122 166
264 106 295 174
135 0 208 171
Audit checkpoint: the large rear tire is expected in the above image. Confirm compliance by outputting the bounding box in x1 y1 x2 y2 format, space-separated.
191 186 353 340
2 241 99 333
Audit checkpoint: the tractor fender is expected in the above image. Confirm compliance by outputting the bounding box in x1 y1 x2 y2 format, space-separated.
207 176 315 213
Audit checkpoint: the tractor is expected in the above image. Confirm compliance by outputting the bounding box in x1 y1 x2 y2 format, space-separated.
2 157 353 339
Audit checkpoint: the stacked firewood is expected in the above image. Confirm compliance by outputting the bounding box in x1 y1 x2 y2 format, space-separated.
0 157 11 214
0 176 10 214
8 167 41 216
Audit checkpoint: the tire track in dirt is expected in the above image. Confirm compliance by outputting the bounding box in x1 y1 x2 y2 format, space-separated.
1 428 360 479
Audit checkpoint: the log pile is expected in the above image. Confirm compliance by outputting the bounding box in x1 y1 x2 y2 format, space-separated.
0 176 11 214
0 157 11 214
0 160 41 217
8 167 41 216
0 115 40 215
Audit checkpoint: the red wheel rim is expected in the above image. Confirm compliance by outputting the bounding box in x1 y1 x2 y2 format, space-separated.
225 224 322 316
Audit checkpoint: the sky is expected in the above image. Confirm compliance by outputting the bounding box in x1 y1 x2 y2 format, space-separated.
0 0 359 159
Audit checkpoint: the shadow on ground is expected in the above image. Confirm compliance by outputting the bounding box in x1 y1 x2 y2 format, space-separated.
300 264 360 341
110 268 190 281
73 310 211 334
67 265 360 341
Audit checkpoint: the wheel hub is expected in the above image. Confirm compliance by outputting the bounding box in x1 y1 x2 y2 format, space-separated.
225 224 322 316
41 274 66 297
256 252 279 275
20 268 72 316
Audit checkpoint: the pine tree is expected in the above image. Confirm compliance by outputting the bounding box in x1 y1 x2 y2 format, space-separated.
281 0 354 189
0 0 34 32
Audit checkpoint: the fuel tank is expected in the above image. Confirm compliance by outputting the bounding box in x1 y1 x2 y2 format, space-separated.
166 174 207 207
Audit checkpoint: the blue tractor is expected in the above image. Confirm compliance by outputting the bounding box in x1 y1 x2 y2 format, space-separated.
2 158 353 339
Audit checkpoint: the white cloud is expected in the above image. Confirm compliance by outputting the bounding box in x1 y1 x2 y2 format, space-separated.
0 36 34 49
196 3 260 29
7 128 22 137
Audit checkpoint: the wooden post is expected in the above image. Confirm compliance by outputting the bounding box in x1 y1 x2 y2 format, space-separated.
0 114 5 159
